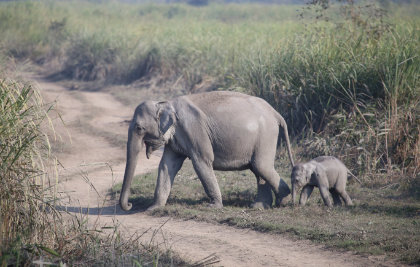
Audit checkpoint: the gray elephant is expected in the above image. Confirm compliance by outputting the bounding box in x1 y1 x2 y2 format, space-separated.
119 91 295 211
291 156 360 207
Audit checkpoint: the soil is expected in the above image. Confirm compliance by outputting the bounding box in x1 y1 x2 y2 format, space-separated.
27 73 398 267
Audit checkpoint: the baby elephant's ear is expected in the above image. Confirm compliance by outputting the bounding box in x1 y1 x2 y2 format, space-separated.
313 164 327 181
156 102 177 141
305 163 317 178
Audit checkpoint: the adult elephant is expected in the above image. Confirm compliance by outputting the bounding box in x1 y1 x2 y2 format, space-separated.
120 91 294 211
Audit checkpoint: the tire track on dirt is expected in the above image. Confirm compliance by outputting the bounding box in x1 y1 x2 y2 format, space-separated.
28 73 397 267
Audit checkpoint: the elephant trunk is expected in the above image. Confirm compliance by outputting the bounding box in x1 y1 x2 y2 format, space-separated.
120 128 143 211
292 182 297 205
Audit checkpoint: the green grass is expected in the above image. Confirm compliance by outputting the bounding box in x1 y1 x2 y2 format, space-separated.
113 160 420 265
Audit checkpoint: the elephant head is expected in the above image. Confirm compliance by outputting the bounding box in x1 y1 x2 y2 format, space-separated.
290 163 315 205
119 101 177 211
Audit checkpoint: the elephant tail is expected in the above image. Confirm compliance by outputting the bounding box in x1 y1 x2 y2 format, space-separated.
277 115 295 168
348 169 362 184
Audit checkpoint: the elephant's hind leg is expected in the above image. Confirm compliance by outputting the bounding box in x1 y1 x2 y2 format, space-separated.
330 189 343 206
251 164 290 207
250 176 273 209
337 189 353 206
192 158 223 208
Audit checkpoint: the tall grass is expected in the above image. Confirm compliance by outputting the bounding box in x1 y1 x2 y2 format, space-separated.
235 23 420 176
0 79 55 264
0 1 302 83
0 1 418 179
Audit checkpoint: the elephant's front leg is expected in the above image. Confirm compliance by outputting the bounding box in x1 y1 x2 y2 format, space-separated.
299 185 314 206
250 176 273 209
191 158 223 208
148 147 186 211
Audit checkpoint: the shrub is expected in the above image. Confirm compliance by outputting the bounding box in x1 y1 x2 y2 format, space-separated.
62 33 121 81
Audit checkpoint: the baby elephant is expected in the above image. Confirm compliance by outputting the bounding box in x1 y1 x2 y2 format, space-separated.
291 156 360 208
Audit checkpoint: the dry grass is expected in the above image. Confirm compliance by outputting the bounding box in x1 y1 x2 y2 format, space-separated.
0 79 55 264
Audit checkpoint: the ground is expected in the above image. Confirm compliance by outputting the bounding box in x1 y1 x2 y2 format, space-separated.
26 72 407 267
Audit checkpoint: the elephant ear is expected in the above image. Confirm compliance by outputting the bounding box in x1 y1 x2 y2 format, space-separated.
156 101 177 143
313 164 328 187
305 162 317 183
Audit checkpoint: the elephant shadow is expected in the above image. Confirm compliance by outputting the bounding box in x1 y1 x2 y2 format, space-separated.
56 188 257 216
55 203 149 216
162 188 255 208
220 189 256 207
126 188 255 210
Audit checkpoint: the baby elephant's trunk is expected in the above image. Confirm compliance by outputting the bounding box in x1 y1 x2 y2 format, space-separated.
291 183 297 205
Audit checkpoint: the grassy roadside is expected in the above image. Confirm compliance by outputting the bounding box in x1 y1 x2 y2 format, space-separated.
113 160 420 265
0 74 189 266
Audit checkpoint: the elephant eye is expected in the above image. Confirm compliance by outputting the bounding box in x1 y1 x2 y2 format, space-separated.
135 123 145 133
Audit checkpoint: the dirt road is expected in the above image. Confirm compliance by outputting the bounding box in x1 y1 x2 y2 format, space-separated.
29 74 393 267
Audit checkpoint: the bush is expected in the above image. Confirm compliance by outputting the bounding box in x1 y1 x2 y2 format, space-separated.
62 33 120 81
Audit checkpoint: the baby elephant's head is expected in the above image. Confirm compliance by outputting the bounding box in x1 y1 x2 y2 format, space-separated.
291 164 307 187
291 163 313 205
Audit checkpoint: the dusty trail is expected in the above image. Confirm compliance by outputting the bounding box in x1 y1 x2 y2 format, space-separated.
28 73 393 267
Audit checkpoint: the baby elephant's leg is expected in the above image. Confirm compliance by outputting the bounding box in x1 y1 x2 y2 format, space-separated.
335 172 353 206
299 185 314 206
337 189 353 206
319 186 333 208
330 188 342 206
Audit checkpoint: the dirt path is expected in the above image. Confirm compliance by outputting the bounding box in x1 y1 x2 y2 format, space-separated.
28 74 394 267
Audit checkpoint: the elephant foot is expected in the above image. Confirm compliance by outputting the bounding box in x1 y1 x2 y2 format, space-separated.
275 194 291 207
146 203 164 211
250 201 271 209
208 201 223 209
